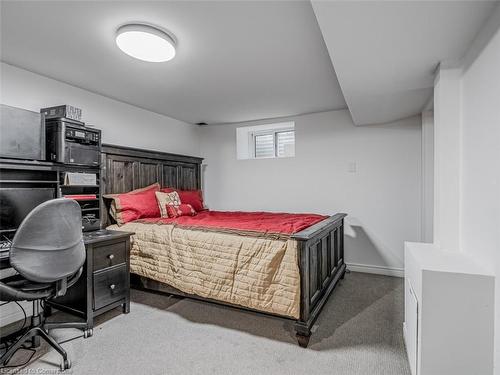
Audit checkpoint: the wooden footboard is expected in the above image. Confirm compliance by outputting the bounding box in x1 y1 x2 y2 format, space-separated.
291 213 347 347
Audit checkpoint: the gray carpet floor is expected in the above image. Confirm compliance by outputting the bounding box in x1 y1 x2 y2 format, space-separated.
15 272 410 375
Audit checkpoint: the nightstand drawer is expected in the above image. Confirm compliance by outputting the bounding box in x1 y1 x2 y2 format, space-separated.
93 264 127 310
93 241 127 271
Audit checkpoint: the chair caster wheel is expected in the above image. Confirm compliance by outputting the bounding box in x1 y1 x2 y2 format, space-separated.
84 328 93 338
60 358 71 370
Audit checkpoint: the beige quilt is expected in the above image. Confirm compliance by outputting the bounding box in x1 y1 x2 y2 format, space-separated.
108 221 301 319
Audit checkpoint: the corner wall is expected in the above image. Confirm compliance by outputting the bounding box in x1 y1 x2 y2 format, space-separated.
200 110 423 276
421 110 434 243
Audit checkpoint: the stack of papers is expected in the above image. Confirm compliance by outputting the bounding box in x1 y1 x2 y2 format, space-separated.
64 172 97 186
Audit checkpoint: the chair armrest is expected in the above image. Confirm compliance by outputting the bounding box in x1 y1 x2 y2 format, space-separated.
0 281 52 302
0 267 83 302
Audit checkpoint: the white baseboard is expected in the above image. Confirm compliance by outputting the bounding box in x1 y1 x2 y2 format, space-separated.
346 262 404 277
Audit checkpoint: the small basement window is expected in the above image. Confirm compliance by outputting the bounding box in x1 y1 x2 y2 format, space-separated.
236 122 295 160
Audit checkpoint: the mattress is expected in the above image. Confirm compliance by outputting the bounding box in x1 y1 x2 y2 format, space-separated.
108 220 302 318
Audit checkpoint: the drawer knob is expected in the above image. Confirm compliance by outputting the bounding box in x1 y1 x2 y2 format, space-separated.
109 284 116 290
108 254 115 260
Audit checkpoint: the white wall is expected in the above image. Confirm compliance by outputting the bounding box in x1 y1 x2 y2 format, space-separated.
0 62 201 156
433 67 462 251
460 26 500 373
421 110 434 243
200 110 422 275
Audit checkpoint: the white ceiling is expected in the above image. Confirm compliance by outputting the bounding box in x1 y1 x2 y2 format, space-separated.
312 0 498 125
0 0 346 125
1 1 498 126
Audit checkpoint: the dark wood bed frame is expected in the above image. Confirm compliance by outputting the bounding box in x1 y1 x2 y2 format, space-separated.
101 144 347 348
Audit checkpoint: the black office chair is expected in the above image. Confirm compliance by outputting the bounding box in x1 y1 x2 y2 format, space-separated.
0 198 86 370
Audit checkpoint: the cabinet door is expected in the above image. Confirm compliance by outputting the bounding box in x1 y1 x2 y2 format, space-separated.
93 264 127 310
405 278 418 375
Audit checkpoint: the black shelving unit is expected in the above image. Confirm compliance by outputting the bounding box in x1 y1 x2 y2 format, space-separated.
0 158 102 236
58 164 101 232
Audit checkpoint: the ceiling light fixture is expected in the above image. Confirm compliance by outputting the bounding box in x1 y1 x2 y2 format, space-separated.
116 23 176 62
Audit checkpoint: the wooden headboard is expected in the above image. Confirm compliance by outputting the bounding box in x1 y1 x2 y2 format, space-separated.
101 143 203 225
101 144 203 193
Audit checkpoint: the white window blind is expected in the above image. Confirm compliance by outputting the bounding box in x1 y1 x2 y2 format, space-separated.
255 134 275 158
277 131 295 157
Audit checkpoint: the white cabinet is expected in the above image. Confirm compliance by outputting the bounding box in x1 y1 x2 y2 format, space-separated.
404 242 494 375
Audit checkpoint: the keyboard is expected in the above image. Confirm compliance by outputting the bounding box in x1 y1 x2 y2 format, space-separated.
0 241 11 253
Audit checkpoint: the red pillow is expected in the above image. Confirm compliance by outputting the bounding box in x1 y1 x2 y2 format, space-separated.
160 188 205 212
166 203 197 218
104 183 160 225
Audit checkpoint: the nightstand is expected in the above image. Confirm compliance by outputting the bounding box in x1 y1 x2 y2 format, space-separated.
45 229 133 336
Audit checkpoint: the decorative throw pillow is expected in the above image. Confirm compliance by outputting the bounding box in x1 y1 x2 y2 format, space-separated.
166 203 197 218
155 191 181 218
103 183 160 225
160 188 205 212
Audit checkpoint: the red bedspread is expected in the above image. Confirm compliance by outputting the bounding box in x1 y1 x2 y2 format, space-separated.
138 210 328 235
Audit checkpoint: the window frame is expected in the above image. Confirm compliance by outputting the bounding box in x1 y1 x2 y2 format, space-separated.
252 128 295 159
236 121 295 160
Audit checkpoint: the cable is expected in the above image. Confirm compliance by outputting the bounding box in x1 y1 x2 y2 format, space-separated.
1 235 12 244
14 301 27 332
1 330 84 368
0 301 27 349
1 302 86 369
0 347 35 369
0 302 30 368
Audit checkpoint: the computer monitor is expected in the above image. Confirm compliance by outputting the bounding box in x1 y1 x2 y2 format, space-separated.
0 188 55 237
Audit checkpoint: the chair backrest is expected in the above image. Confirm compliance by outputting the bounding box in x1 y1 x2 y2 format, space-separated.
10 198 86 283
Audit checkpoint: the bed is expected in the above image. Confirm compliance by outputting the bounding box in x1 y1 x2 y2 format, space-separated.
101 144 347 347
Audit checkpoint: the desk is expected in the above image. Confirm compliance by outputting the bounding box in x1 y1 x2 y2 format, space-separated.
1 229 133 336
45 229 133 335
